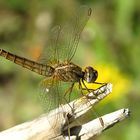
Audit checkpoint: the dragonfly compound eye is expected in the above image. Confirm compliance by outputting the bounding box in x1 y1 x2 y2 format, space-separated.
84 66 98 83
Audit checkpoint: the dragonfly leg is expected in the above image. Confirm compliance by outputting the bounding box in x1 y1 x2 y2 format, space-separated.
80 80 98 99
64 83 75 102
79 81 94 91
63 83 75 114
79 80 105 127
80 80 108 98
94 81 107 85
63 83 75 113
78 81 97 100
79 81 87 96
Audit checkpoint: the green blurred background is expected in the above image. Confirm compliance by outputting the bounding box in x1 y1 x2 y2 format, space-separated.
0 0 140 139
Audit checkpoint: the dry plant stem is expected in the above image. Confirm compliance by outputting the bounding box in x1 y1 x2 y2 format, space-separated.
57 108 130 140
74 108 130 140
0 83 130 140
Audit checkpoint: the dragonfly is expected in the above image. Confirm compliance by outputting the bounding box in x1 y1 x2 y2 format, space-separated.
0 6 103 113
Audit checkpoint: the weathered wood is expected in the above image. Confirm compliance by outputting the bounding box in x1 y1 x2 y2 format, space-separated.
0 84 130 140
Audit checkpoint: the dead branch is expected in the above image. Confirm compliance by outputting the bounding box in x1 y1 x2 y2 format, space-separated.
0 83 130 140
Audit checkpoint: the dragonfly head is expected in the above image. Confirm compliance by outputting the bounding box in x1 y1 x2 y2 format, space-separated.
84 66 98 83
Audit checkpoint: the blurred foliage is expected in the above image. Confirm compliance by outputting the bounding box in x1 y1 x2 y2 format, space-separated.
0 0 140 139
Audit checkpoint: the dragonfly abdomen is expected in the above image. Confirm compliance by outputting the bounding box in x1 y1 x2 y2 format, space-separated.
0 49 54 77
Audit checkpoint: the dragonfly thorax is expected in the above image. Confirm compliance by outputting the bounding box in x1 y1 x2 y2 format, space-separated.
83 66 98 83
54 62 83 82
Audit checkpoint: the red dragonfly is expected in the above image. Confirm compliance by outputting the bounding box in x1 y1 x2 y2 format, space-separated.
0 6 102 113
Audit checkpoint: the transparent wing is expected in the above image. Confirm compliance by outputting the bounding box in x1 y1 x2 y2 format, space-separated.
38 26 61 65
39 78 61 113
38 78 79 113
38 77 81 132
38 6 92 64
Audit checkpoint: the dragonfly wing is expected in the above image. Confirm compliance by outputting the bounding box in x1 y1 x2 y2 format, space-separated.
38 6 92 64
38 77 80 113
38 26 61 65
39 77 61 112
60 6 92 62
